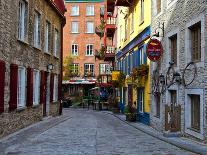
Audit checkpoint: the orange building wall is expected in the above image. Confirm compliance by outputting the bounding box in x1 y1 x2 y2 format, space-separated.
63 2 109 78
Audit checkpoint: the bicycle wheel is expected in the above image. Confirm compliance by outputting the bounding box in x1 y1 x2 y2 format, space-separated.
182 62 197 87
165 66 175 88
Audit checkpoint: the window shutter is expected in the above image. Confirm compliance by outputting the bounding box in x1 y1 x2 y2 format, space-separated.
0 60 5 113
128 55 130 74
50 73 54 102
26 67 33 107
143 45 147 64
40 71 46 104
9 64 18 111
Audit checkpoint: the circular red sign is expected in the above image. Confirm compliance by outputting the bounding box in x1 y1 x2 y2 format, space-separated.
146 39 163 62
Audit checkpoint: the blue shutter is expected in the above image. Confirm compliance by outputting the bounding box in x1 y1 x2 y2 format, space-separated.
143 45 147 64
128 55 130 74
136 50 140 67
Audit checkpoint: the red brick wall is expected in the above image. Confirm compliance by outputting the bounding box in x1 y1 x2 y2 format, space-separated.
63 2 110 78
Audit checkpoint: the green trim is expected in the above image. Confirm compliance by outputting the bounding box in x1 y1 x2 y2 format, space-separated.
65 0 104 3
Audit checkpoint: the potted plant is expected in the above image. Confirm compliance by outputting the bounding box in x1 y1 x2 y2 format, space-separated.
125 103 137 122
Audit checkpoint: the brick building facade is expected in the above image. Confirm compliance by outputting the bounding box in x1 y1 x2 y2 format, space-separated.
63 0 111 96
0 0 66 138
150 0 207 142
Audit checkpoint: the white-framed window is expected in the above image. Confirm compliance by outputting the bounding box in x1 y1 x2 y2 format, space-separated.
99 64 111 75
53 75 58 102
185 89 204 140
54 29 59 57
86 5 94 16
34 11 41 48
86 22 94 33
44 20 51 53
33 70 40 105
70 63 79 75
185 14 204 67
152 0 161 16
140 0 144 23
138 89 144 113
131 10 134 33
84 64 94 76
71 21 79 33
17 67 26 107
71 44 78 56
18 0 28 41
71 6 79 16
140 47 144 65
86 44 93 56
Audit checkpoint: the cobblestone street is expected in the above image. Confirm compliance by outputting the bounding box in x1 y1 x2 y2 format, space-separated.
0 109 197 155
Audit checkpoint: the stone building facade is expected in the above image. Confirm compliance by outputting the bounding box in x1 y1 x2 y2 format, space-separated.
0 0 65 138
63 0 111 96
150 0 207 142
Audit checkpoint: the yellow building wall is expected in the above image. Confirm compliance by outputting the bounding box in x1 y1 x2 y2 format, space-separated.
116 0 151 113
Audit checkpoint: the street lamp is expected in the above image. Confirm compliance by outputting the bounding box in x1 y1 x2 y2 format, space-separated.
173 72 181 84
47 63 54 72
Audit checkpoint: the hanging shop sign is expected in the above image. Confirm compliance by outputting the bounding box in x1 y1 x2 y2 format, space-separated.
112 70 120 81
146 39 163 62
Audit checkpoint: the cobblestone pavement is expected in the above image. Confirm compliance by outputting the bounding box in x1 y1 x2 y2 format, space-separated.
0 109 197 155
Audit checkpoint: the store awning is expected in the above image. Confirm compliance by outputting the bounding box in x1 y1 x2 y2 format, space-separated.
62 79 96 85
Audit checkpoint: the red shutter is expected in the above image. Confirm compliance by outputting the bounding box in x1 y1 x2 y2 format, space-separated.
50 73 54 102
0 60 5 113
26 67 33 107
40 71 45 104
9 64 18 111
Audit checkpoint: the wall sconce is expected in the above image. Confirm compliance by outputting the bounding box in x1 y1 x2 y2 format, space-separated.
173 72 181 84
159 74 165 84
47 64 54 72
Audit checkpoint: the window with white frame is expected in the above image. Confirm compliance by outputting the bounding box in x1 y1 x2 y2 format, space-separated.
99 64 111 75
71 44 78 56
140 0 144 23
53 75 58 102
131 10 134 33
34 11 41 48
86 44 93 56
86 5 94 16
71 6 79 16
33 70 40 105
140 47 144 65
86 22 94 33
71 21 79 33
70 63 79 75
17 67 26 107
18 0 28 41
54 29 59 57
84 64 94 76
44 21 51 53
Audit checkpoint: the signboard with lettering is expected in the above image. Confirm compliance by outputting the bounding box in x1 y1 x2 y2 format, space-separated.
146 39 163 62
112 70 120 81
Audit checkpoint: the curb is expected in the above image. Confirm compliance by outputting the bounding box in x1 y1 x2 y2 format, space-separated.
102 111 207 155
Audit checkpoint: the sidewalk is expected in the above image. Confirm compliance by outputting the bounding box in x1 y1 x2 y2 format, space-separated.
102 111 207 155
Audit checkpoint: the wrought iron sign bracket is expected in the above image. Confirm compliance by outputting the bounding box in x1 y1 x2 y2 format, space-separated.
153 22 165 38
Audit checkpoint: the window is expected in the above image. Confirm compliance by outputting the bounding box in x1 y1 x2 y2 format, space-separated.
190 95 200 131
140 47 144 65
86 44 93 56
34 11 41 48
169 34 177 65
18 0 28 41
99 64 111 75
155 94 160 117
45 21 51 53
17 67 26 107
71 22 79 33
72 44 78 56
140 0 144 23
84 64 94 76
170 90 177 104
138 89 144 113
53 75 58 102
71 6 79 16
190 22 201 62
156 0 161 15
124 18 127 40
54 29 59 57
33 70 40 105
86 5 94 16
119 25 122 42
86 22 94 33
70 64 79 75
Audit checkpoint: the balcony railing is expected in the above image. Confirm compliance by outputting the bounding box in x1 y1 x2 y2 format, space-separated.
106 17 116 25
106 46 115 54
